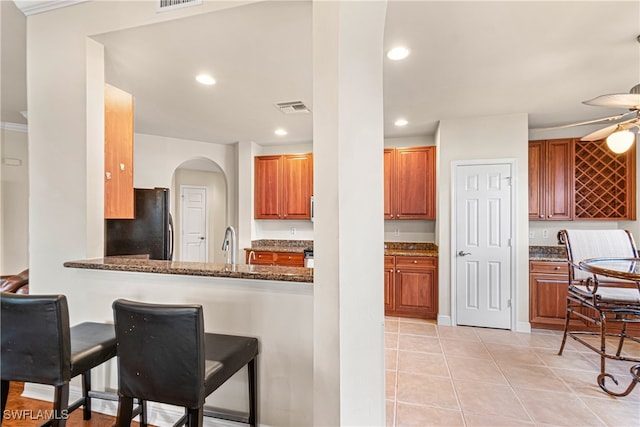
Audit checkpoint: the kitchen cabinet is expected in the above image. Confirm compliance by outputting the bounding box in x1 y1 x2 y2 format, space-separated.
384 146 436 220
528 139 573 221
104 84 134 219
254 153 313 220
385 255 438 320
529 260 640 336
245 250 304 267
529 260 571 330
529 138 636 221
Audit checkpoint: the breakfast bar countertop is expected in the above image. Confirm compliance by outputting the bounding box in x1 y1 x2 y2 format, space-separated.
64 257 314 283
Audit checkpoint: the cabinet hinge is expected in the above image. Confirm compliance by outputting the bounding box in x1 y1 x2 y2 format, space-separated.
507 238 512 247
504 176 512 186
507 299 512 308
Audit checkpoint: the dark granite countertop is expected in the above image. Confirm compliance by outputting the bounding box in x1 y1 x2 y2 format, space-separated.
529 245 567 261
384 242 438 257
64 257 313 283
245 239 313 254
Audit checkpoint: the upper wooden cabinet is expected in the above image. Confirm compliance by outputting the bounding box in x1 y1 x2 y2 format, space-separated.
104 84 134 219
528 139 573 221
385 146 436 220
254 153 313 220
529 138 636 221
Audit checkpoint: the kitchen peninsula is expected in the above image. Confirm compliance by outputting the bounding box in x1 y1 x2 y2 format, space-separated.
61 255 314 425
64 257 313 283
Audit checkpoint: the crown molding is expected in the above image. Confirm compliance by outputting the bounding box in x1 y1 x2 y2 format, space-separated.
0 122 28 133
13 0 89 16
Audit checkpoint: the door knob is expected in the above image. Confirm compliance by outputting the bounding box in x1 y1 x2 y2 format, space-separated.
199 237 205 240
458 251 471 256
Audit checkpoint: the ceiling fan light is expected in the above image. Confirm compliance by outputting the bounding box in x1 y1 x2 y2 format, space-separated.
606 130 635 154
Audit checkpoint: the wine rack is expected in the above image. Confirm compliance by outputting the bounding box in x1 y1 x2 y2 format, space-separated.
574 140 636 220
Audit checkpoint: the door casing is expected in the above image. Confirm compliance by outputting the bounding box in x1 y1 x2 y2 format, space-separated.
450 158 518 330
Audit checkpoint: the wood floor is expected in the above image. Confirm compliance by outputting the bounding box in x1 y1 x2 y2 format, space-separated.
2 382 144 427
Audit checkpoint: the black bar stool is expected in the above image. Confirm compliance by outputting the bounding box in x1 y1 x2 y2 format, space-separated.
112 299 259 427
1 293 119 427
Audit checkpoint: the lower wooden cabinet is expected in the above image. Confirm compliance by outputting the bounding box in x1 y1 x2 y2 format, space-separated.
385 255 438 320
529 261 571 330
530 260 640 337
245 250 304 267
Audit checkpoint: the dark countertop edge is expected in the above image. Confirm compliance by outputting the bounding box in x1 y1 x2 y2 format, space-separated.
384 250 438 257
530 256 569 262
64 259 314 283
244 246 309 254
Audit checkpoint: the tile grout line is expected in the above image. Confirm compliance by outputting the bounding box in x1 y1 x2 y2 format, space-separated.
473 332 538 426
436 324 469 426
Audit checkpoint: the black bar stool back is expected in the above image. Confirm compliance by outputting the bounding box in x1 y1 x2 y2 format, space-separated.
112 299 258 427
1 293 117 427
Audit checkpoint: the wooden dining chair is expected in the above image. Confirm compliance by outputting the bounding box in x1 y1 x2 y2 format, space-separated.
557 229 640 396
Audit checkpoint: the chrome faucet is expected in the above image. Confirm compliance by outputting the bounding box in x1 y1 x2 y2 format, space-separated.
248 250 256 265
221 226 237 264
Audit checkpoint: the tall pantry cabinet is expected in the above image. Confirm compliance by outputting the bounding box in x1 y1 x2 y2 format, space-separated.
104 84 134 219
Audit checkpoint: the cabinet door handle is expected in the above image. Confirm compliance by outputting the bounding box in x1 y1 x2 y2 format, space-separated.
554 266 560 270
413 260 418 264
548 215 553 218
539 215 544 218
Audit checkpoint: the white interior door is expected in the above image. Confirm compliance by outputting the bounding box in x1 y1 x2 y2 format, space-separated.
180 186 208 262
454 163 513 329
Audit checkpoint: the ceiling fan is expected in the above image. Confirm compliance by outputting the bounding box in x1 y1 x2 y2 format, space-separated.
579 83 640 153
546 84 640 154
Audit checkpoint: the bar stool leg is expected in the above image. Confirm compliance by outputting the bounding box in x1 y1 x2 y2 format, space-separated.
186 407 203 427
1 380 9 414
81 371 91 420
248 358 258 427
52 383 69 427
139 400 148 427
115 396 134 427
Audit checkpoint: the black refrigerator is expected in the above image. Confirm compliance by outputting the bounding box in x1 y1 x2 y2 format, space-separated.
105 188 173 260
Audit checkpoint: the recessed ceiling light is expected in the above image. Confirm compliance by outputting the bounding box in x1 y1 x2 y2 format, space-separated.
394 118 409 127
275 128 288 136
387 46 410 61
195 74 216 85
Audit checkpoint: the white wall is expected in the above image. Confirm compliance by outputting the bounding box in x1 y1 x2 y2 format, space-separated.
0 126 29 274
312 2 386 424
436 113 530 331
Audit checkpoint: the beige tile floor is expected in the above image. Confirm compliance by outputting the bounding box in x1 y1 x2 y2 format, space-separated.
385 317 640 427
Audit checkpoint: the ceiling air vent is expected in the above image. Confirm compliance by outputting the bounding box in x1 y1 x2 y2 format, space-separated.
274 101 311 115
157 0 202 12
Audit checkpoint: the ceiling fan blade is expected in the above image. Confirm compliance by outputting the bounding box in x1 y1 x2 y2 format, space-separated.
580 123 620 141
580 117 639 141
582 93 640 109
530 112 633 132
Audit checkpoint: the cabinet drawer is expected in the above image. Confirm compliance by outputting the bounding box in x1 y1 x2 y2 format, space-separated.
530 261 568 275
395 256 437 269
384 256 395 269
274 252 304 267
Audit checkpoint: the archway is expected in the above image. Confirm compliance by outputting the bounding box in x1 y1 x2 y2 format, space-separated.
171 157 227 263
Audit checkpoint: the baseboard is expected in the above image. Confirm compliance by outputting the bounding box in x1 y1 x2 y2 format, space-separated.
21 384 256 427
437 315 452 326
516 321 531 333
